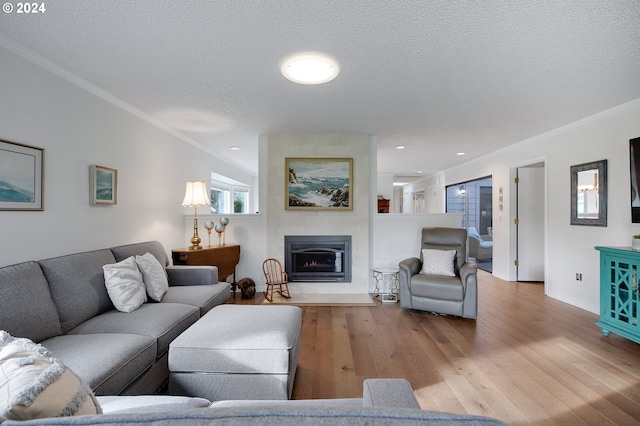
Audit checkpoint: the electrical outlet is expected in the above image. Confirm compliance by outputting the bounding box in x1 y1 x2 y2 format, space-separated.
576 273 583 281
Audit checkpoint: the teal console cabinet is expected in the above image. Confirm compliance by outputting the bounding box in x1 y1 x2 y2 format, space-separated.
595 246 640 344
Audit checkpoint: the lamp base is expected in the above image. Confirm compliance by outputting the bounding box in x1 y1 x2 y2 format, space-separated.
189 216 202 250
189 234 202 250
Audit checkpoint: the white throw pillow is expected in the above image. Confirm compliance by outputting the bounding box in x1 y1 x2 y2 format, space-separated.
103 256 147 313
421 249 457 277
135 252 169 302
0 331 102 421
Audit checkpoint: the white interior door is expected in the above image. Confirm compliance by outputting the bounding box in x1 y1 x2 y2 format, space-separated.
412 190 425 214
516 166 545 281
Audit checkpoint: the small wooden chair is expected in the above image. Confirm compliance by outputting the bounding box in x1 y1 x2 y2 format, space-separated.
262 258 291 302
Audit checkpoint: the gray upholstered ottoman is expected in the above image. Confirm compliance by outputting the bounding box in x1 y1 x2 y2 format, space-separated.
168 304 302 401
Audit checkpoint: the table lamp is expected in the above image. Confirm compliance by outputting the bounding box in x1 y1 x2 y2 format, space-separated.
182 181 210 250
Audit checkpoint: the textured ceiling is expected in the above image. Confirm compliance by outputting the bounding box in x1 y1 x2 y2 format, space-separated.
1 0 639 179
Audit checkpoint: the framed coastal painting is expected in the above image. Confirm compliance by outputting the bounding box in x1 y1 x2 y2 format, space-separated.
90 165 118 205
0 139 44 211
286 158 353 211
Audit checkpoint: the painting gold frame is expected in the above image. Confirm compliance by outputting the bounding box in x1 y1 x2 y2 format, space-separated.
286 158 353 211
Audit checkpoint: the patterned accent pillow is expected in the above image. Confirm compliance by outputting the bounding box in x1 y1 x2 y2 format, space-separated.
0 331 102 421
103 256 147 313
421 249 457 276
136 252 169 302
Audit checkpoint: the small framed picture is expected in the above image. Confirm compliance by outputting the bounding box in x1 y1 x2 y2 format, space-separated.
90 165 117 205
0 139 44 211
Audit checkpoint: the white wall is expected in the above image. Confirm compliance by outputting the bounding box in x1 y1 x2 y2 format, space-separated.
433 99 640 313
403 174 446 213
376 172 394 210
371 213 463 269
0 44 254 266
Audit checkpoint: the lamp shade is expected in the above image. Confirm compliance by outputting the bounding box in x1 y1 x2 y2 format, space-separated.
182 181 210 207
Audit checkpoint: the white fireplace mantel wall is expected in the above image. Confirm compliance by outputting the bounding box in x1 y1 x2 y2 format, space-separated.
261 133 372 294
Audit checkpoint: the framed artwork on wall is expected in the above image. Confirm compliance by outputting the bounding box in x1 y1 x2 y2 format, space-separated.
90 165 118 205
0 139 44 211
285 158 353 211
570 159 607 226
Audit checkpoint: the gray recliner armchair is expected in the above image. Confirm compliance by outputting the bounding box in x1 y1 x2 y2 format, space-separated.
398 227 478 319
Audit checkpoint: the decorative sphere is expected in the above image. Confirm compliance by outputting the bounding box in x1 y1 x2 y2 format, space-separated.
220 217 230 226
204 221 215 230
214 224 225 233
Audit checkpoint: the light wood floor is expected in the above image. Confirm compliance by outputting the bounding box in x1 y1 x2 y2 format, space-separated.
231 270 640 425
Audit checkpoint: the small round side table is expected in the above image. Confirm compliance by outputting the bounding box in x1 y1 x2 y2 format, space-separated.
372 267 400 303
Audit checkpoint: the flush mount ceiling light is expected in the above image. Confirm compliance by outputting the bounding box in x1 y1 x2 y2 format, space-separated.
280 52 340 85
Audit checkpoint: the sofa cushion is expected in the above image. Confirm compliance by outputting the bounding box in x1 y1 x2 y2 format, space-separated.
420 249 456 277
97 395 210 415
161 283 231 316
0 261 62 342
39 249 117 334
103 257 147 313
111 241 169 267
42 333 156 396
0 331 101 421
68 303 199 358
136 252 169 302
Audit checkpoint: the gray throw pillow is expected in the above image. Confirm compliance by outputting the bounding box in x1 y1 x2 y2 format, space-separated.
103 256 147 313
136 252 169 302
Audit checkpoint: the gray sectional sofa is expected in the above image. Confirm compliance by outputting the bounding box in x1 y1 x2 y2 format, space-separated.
1 241 507 425
0 241 231 396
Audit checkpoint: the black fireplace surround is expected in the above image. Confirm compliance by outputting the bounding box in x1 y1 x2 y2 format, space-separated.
284 235 352 282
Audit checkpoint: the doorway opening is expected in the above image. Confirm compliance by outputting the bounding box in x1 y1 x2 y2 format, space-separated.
445 176 493 272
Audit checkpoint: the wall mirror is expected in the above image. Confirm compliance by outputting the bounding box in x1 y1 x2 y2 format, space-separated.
570 159 607 226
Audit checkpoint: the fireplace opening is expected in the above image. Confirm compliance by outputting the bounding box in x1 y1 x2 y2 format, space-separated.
285 235 351 282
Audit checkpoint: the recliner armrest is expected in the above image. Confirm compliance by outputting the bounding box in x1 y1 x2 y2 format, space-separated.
459 262 478 286
166 265 218 286
399 257 421 276
362 379 421 409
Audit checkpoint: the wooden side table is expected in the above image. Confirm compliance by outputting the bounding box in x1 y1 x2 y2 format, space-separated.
172 245 241 298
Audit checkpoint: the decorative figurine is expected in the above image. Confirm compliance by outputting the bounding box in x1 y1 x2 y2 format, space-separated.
214 223 225 246
204 221 215 247
220 217 230 245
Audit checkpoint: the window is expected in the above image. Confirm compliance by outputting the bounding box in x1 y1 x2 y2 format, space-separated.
210 173 251 214
446 177 493 234
232 186 249 213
